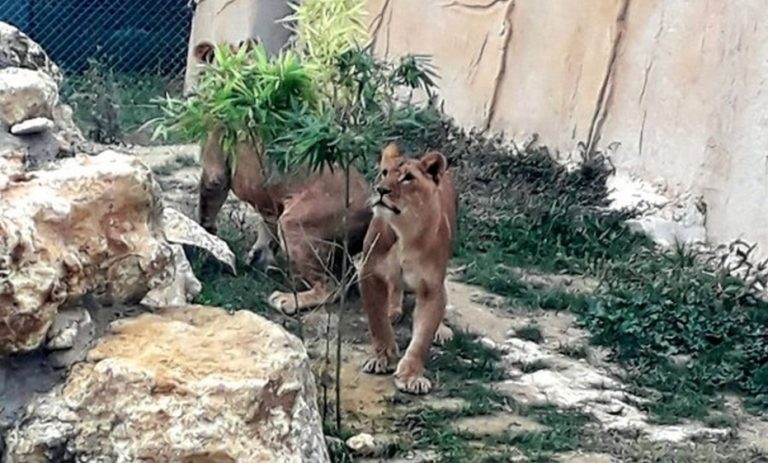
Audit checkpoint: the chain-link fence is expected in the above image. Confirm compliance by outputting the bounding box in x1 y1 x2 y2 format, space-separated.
0 0 193 75
0 0 194 144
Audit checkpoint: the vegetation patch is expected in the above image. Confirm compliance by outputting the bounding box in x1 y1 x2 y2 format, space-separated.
428 126 768 421
62 58 187 145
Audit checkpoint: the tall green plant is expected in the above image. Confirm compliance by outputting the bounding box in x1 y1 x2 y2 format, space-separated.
280 0 370 89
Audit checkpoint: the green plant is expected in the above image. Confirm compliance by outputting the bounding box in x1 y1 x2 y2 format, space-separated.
64 58 122 143
151 43 317 173
280 0 369 89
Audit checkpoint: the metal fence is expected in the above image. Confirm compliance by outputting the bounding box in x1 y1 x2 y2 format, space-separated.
0 0 193 76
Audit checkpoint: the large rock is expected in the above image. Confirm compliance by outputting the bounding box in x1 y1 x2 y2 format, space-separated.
4 306 330 463
0 151 173 354
0 22 62 83
0 22 84 158
0 67 57 126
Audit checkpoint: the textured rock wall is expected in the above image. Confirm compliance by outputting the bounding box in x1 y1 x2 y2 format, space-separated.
0 151 172 354
366 0 768 255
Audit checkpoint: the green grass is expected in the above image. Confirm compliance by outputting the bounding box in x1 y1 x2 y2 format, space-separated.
188 225 280 314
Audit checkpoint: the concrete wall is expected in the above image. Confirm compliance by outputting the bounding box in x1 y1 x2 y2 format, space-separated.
366 0 768 254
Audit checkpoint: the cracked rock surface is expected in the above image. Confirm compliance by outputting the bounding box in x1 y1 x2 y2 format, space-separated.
4 306 330 463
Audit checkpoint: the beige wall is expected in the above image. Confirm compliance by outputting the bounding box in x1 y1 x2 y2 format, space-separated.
367 0 768 253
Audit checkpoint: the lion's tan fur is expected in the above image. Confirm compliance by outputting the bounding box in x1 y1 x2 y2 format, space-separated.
359 143 457 395
194 41 372 314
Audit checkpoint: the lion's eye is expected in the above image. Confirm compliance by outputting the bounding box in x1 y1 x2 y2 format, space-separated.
401 172 415 182
381 169 388 177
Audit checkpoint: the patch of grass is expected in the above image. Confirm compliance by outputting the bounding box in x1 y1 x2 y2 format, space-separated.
702 411 738 429
556 343 589 360
431 126 768 421
491 406 592 461
189 225 280 314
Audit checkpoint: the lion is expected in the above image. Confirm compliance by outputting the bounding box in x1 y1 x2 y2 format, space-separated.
191 40 372 314
358 143 457 395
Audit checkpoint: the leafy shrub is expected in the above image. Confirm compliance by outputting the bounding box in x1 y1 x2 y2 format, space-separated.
153 40 440 175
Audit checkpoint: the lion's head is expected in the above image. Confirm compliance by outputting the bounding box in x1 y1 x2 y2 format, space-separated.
371 143 448 224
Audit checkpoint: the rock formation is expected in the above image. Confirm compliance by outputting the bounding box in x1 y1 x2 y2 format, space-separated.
4 306 330 463
0 21 84 166
0 151 173 354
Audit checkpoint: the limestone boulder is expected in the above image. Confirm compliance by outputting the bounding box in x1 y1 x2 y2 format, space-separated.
0 22 62 83
0 150 173 354
0 67 58 127
0 22 84 158
4 305 330 463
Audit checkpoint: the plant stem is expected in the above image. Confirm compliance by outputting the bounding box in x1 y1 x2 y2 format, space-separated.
335 159 352 432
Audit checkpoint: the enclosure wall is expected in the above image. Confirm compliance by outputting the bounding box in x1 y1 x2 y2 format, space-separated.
365 0 768 254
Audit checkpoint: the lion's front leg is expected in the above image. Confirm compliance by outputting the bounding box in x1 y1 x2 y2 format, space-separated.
360 267 400 375
268 280 336 315
395 282 446 395
198 136 231 235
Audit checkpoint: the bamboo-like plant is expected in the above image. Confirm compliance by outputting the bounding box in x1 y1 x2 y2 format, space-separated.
150 43 317 174
280 0 370 90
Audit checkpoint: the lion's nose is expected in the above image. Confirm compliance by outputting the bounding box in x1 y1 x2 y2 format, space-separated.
376 186 392 196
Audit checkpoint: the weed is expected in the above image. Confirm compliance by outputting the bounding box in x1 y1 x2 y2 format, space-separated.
62 59 187 145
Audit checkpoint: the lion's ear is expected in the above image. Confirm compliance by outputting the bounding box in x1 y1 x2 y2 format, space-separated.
193 41 216 63
420 151 447 184
381 143 401 165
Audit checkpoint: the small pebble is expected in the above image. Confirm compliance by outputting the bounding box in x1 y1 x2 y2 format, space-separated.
346 432 376 456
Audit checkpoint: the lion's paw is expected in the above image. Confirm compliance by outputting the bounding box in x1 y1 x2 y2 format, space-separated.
433 323 454 346
268 291 298 315
394 374 432 395
362 354 396 375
